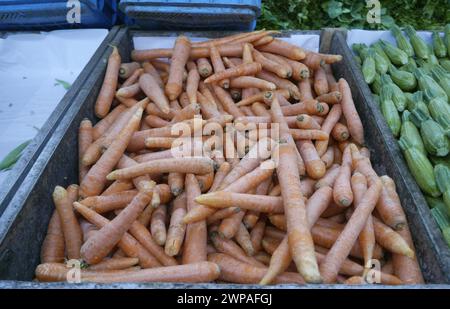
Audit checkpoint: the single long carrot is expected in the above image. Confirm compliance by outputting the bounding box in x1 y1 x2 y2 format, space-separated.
333 145 353 207
257 39 306 60
320 177 382 283
36 261 219 283
243 177 272 229
166 36 191 100
167 172 184 196
150 204 167 246
196 191 283 213
101 180 133 196
183 174 207 264
298 77 313 100
250 217 266 254
313 66 329 96
331 123 349 142
53 185 82 260
321 146 335 168
74 202 161 268
165 193 187 257
206 207 241 225
230 76 276 90
372 216 414 258
116 82 141 98
256 70 301 100
289 129 328 141
204 62 262 85
275 143 321 283
376 176 407 230
296 114 321 130
186 62 200 104
95 46 121 118
235 223 255 256
315 164 340 189
196 90 221 119
117 155 156 191
78 119 93 182
235 90 274 107
281 99 322 116
140 73 170 114
107 157 215 181
209 253 304 284
316 91 342 105
297 140 326 179
41 210 65 263
212 85 244 118
145 115 169 128
338 78 364 145
253 49 291 79
121 66 144 88
171 103 200 124
81 184 153 265
146 102 173 120
315 104 342 156
142 62 164 88
80 107 143 197
351 172 375 269
81 190 137 213
209 44 229 88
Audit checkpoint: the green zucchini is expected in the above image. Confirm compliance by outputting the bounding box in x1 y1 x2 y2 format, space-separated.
430 155 450 169
431 206 450 247
388 63 417 91
371 74 382 95
432 31 447 58
362 51 376 84
380 74 407 111
391 25 414 57
380 85 401 137
420 119 449 157
399 117 426 155
405 91 431 128
430 66 450 100
399 145 441 197
370 48 389 74
435 164 450 194
399 57 417 73
415 68 447 100
404 25 429 60
380 40 408 66
352 43 369 60
426 96 450 136
372 41 391 64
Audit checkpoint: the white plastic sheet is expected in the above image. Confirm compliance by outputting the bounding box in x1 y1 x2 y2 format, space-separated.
346 29 435 49
0 29 108 183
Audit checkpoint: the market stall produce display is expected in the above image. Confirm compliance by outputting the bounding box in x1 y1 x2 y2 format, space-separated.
33 30 425 285
352 24 450 248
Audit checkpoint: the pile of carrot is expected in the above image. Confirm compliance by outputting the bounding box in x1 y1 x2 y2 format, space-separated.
35 30 424 285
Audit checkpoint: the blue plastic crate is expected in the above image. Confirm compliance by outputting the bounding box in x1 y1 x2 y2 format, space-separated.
119 0 261 31
0 0 118 30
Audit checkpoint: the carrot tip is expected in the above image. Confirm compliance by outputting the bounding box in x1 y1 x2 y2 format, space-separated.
339 198 351 207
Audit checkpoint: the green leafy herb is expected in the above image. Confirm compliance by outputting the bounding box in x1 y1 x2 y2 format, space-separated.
0 140 31 171
54 79 72 90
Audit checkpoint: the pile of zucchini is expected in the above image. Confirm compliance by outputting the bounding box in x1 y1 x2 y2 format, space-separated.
353 24 450 247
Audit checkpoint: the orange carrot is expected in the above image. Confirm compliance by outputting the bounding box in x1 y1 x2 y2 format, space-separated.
250 217 266 254
209 44 229 88
275 143 321 283
254 251 271 265
251 102 271 117
315 104 342 156
351 172 375 268
186 62 200 104
331 123 349 142
205 62 262 85
81 190 137 213
281 99 323 116
320 177 382 283
92 105 126 140
253 35 274 46
41 211 65 263
165 193 187 257
95 46 121 118
256 70 301 100
183 174 207 264
78 119 93 182
218 209 246 239
376 176 407 230
121 67 144 89
210 231 265 268
230 76 276 90
257 39 306 60
268 214 286 231
289 129 328 141
372 216 414 258
140 73 170 114
107 157 215 181
298 77 313 100
196 171 214 193
333 145 353 207
196 90 221 119
197 58 213 78
339 78 364 145
166 36 191 100
297 140 326 179
119 62 140 79
235 91 274 108
116 82 141 98
253 49 291 79
315 164 341 190
171 103 200 124
145 115 170 128
146 102 173 120
313 66 329 96
212 85 245 118
142 62 163 88
80 183 154 265
101 180 133 196
321 146 335 168
235 223 255 256
243 177 272 229
36 261 218 283
168 172 184 196
150 204 167 246
80 107 143 197
392 226 424 284
295 114 321 130
301 52 324 70
316 91 342 105
53 185 82 260
74 202 161 268
206 207 241 225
